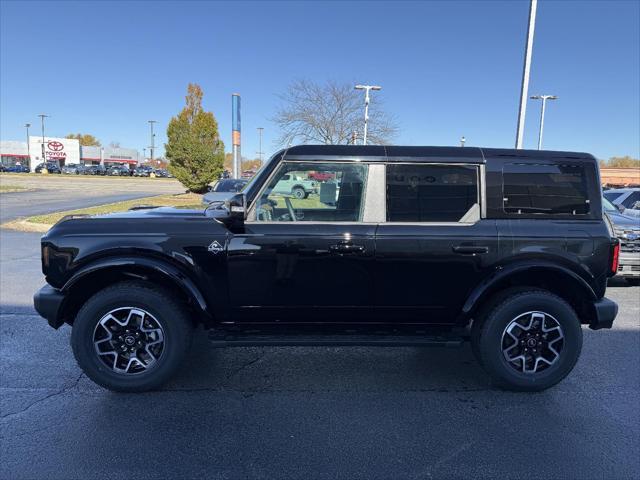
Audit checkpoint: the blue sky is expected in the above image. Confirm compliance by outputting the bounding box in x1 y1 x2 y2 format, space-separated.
1 0 638 160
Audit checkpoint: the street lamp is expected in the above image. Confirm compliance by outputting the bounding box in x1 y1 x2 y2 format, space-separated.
37 114 49 168
148 120 156 162
257 127 264 164
530 95 558 150
460 136 466 147
354 84 381 145
24 123 31 167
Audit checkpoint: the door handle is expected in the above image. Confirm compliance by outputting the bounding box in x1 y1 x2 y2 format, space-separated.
452 245 489 254
329 242 366 254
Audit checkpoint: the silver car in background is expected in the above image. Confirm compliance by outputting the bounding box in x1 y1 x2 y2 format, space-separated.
604 197 640 285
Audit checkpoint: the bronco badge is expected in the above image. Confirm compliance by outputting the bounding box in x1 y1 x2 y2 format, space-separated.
208 240 224 254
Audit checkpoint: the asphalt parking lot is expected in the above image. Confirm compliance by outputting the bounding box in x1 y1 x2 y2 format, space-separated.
1 183 639 479
0 174 184 222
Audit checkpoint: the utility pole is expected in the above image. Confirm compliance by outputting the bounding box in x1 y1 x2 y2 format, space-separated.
232 94 241 178
530 95 557 150
24 123 31 168
460 136 466 147
37 114 49 169
148 120 156 162
256 127 264 165
354 84 381 145
515 0 538 149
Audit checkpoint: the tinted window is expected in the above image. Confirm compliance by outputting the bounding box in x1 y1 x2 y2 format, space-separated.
604 191 624 203
255 162 368 222
621 191 640 209
386 164 479 222
503 163 590 215
214 179 246 192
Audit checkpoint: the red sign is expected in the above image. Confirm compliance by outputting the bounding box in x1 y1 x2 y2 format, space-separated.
45 140 66 160
47 141 64 151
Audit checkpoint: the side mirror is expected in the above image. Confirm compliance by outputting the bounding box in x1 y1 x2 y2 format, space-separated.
226 193 246 220
617 204 625 213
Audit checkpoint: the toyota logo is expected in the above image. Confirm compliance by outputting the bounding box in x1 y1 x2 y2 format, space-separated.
47 141 64 151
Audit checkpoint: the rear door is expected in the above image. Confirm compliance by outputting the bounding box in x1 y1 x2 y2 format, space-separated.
374 162 499 324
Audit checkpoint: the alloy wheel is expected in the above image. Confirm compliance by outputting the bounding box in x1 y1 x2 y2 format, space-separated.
501 311 564 374
93 307 165 375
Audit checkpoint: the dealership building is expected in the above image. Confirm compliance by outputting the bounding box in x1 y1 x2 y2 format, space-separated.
0 137 141 169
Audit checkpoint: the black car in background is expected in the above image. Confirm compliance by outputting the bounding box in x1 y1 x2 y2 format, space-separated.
34 162 61 174
154 169 170 178
133 165 154 177
83 165 107 175
107 165 131 176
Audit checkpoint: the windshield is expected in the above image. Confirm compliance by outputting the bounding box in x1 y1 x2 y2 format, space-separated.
603 197 617 212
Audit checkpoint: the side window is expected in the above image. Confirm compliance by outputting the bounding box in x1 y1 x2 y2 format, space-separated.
254 162 368 222
503 163 590 215
603 191 623 203
386 164 479 222
621 191 640 209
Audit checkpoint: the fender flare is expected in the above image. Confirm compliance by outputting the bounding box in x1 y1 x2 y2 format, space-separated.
62 256 209 315
462 260 597 316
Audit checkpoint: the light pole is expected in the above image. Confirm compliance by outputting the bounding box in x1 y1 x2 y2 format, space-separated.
257 127 264 165
530 95 557 150
460 136 466 147
143 148 147 162
354 84 381 145
24 123 31 167
515 0 538 149
37 114 49 168
148 120 156 162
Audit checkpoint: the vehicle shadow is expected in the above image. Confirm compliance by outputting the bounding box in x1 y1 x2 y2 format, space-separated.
166 330 492 393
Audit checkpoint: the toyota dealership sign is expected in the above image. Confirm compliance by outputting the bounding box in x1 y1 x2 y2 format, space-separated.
28 136 80 165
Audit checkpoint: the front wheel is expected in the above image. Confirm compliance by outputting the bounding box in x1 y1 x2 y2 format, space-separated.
477 290 582 392
71 281 193 392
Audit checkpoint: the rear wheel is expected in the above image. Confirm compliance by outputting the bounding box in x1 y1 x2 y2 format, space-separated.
292 187 306 199
71 281 193 392
478 290 582 391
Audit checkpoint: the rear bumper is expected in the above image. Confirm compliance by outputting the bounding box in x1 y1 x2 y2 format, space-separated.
33 285 66 329
589 297 618 330
617 251 640 278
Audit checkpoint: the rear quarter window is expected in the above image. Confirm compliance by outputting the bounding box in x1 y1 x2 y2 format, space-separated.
503 163 590 215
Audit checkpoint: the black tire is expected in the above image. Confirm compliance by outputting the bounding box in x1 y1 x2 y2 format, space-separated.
478 290 582 392
292 187 305 199
626 278 640 286
71 281 193 392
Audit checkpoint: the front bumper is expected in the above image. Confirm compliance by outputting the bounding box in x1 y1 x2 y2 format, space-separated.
589 297 618 330
33 285 66 329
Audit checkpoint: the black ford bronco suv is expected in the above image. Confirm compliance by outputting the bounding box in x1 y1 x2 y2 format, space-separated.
34 145 619 392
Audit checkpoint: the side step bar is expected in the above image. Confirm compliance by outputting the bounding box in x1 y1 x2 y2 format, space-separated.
209 333 464 348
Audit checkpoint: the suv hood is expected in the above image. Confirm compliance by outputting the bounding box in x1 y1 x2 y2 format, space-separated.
606 211 640 229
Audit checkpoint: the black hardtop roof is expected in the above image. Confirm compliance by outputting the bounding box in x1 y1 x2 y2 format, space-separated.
280 144 596 164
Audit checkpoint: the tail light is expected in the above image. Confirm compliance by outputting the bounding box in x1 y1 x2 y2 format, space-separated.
610 241 620 276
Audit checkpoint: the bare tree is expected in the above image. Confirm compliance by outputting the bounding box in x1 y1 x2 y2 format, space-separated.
273 79 398 146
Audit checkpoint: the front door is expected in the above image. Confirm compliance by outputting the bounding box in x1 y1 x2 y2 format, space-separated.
227 161 375 324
